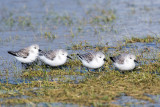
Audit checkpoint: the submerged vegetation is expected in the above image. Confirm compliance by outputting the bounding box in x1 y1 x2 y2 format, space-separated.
1 39 160 106
1 64 160 106
2 14 33 29
44 32 56 40
125 35 160 43
0 0 160 106
70 41 110 53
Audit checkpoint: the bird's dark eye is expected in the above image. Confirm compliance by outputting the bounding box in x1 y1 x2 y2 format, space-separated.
34 47 36 49
130 57 132 59
62 54 65 55
99 57 102 58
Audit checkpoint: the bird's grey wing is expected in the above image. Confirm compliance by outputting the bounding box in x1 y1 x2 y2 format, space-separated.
79 53 94 63
116 54 126 64
16 49 29 58
45 50 57 60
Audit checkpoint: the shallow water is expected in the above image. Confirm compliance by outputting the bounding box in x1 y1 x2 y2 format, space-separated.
1 101 81 107
0 0 160 68
112 94 160 106
1 103 81 107
0 0 160 106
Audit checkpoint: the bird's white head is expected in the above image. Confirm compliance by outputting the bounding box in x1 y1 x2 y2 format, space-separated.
30 44 39 54
95 52 106 62
125 54 137 63
58 49 68 59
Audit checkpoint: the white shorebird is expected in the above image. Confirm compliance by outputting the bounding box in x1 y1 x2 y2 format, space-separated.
8 44 39 64
77 51 107 69
110 53 138 71
38 49 72 67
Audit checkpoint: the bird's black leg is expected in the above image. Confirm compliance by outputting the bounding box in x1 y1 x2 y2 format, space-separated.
99 67 102 72
21 62 25 67
121 71 125 74
21 63 28 69
87 68 90 72
21 63 32 69
26 63 31 68
58 66 63 69
21 62 27 68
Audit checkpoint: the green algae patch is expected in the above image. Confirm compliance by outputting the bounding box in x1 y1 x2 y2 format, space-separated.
141 62 160 73
44 32 56 40
64 58 82 67
21 68 83 79
1 41 160 106
89 9 116 24
69 41 111 53
70 41 93 50
1 70 160 106
125 35 160 43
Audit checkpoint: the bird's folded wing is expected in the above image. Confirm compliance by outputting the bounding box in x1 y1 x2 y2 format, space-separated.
116 54 125 64
45 50 57 60
79 53 94 63
16 49 29 58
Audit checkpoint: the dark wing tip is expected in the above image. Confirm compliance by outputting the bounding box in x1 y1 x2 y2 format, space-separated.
8 51 17 56
38 49 44 56
77 54 82 59
110 57 116 62
77 53 80 57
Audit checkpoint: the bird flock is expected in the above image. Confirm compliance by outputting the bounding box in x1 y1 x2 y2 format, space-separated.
8 44 138 71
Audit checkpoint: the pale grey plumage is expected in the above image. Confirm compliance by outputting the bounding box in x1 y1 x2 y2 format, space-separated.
77 51 105 63
39 49 67 60
77 52 94 63
38 49 70 67
110 53 137 71
77 51 106 69
15 48 29 58
8 44 40 63
8 46 31 58
113 53 128 64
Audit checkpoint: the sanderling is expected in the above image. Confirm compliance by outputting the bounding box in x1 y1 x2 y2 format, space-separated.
77 51 107 69
8 44 39 64
110 53 138 71
38 49 72 67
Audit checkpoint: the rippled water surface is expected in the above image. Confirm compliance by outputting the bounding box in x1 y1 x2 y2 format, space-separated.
0 0 160 106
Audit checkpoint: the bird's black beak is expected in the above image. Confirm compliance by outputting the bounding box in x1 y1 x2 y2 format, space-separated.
103 58 107 61
134 60 138 63
67 56 72 59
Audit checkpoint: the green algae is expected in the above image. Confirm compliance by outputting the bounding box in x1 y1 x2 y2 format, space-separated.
1 40 160 106
125 35 160 43
1 71 160 106
70 41 93 50
44 32 56 40
70 41 111 53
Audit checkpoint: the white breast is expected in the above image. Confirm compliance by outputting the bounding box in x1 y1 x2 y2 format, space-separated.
114 61 135 71
39 56 67 66
82 59 104 69
15 50 38 63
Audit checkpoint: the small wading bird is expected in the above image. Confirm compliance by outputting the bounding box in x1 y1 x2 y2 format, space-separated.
8 44 40 66
77 51 107 71
110 53 138 71
38 49 72 67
